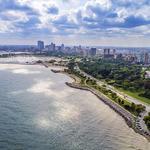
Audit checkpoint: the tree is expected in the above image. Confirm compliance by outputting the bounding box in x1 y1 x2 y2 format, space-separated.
117 98 121 104
111 92 117 100
131 102 136 111
147 121 150 129
144 116 150 124
68 61 75 71
136 105 145 115
124 104 131 111
121 100 124 105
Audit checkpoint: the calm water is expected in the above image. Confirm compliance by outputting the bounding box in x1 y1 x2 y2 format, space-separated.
0 64 149 150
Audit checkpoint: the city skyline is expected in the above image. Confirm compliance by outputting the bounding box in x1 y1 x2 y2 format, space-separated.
0 0 150 47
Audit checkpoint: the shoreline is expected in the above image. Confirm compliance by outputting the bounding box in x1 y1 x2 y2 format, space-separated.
0 61 149 141
52 69 150 142
66 82 150 141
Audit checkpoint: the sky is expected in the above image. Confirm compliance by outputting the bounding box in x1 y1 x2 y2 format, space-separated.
0 0 150 47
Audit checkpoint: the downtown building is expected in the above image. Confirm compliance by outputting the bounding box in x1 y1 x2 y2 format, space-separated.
144 52 149 64
103 48 116 59
88 48 97 56
37 41 44 51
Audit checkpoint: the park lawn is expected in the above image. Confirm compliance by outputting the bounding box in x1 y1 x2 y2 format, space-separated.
118 88 150 105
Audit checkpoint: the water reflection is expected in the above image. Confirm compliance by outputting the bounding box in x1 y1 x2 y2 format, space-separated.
36 117 52 129
0 63 149 150
12 68 40 74
27 78 74 99
0 64 41 74
56 102 80 121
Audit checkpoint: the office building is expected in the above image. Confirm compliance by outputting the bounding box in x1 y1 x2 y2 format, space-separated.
48 43 55 51
89 48 97 56
144 53 149 64
60 44 64 51
37 41 44 50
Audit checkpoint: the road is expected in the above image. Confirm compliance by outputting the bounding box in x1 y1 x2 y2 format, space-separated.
76 66 150 110
75 66 150 134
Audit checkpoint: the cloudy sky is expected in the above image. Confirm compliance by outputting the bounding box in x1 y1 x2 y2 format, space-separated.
0 0 150 47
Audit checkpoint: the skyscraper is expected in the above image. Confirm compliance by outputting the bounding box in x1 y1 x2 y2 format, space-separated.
50 43 55 51
113 49 116 55
103 48 114 58
61 44 64 51
37 41 44 50
144 53 149 64
104 48 110 56
89 48 97 56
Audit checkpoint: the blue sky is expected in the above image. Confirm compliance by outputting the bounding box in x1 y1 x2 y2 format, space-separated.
0 0 150 47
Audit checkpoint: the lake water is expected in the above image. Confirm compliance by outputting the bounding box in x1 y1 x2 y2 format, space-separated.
0 63 149 150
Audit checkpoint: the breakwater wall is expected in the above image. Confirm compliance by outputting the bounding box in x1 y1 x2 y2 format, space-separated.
51 69 62 73
66 82 150 141
50 68 150 141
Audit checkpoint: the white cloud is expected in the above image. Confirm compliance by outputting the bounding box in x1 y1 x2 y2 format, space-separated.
17 0 59 22
0 20 16 33
2 10 29 22
0 0 150 46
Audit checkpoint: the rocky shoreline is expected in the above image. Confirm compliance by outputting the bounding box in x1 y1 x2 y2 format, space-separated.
65 82 150 141
49 66 150 141
1 59 149 141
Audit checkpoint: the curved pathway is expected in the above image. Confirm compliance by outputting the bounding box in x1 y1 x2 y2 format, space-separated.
76 66 150 135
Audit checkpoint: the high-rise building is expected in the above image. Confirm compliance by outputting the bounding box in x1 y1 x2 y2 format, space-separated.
108 49 110 55
113 49 116 55
104 48 110 55
60 44 64 51
103 48 114 58
144 53 149 64
104 49 108 55
89 48 97 56
37 41 44 50
48 43 55 51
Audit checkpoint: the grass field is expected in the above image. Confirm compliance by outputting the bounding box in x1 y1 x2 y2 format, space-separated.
118 88 150 105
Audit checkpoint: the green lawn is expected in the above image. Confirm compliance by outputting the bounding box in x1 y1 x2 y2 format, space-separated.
117 88 150 105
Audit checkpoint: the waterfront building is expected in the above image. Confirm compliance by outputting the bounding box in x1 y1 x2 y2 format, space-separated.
37 41 44 50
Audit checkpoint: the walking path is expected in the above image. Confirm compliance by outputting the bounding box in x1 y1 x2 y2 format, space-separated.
75 66 150 138
41 64 150 141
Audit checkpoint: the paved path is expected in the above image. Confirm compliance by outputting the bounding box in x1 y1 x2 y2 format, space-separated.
76 66 150 134
76 66 150 109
